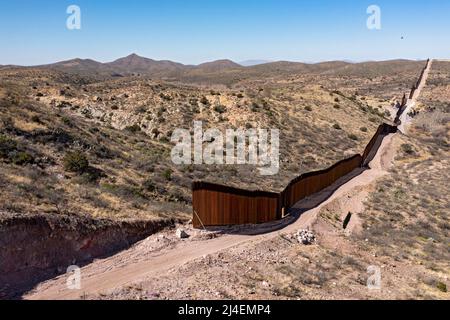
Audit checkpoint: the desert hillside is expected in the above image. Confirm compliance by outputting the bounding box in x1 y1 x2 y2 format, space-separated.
0 58 423 222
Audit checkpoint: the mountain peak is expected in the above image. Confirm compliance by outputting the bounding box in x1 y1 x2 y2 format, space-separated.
124 53 145 60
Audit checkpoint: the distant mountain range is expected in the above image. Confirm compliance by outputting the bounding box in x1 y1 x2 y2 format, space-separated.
238 60 272 66
0 54 424 85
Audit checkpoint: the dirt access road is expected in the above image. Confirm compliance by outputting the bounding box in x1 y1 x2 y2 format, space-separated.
25 62 432 300
399 59 433 133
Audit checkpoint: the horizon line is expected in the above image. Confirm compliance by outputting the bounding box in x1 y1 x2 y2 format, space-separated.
0 53 432 68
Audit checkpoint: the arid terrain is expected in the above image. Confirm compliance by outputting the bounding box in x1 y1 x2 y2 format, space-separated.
1 56 448 299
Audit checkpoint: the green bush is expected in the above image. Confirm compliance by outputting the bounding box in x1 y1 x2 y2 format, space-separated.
333 124 342 130
63 151 89 173
348 134 359 141
305 106 313 112
333 104 340 109
360 127 368 132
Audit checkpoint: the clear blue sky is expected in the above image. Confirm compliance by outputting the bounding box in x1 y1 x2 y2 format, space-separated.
0 0 448 65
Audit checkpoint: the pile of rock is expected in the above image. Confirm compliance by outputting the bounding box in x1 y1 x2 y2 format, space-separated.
297 229 316 245
176 228 189 239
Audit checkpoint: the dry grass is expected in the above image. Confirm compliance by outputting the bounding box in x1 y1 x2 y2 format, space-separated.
357 78 449 290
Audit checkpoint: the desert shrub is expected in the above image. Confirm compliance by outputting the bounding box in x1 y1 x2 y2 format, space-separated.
89 127 99 134
200 96 209 105
333 124 342 130
163 168 173 181
1 117 15 131
401 144 415 155
334 97 340 102
78 168 104 184
143 178 156 192
360 127 368 132
125 124 141 133
31 115 42 123
305 106 313 112
236 93 244 99
348 134 358 141
159 136 170 143
333 104 340 109
62 117 73 127
251 102 260 112
63 151 89 173
111 105 119 110
214 105 227 114
136 105 147 114
192 105 200 113
437 282 447 293
12 152 34 165
159 93 172 101
0 134 17 158
157 106 167 117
